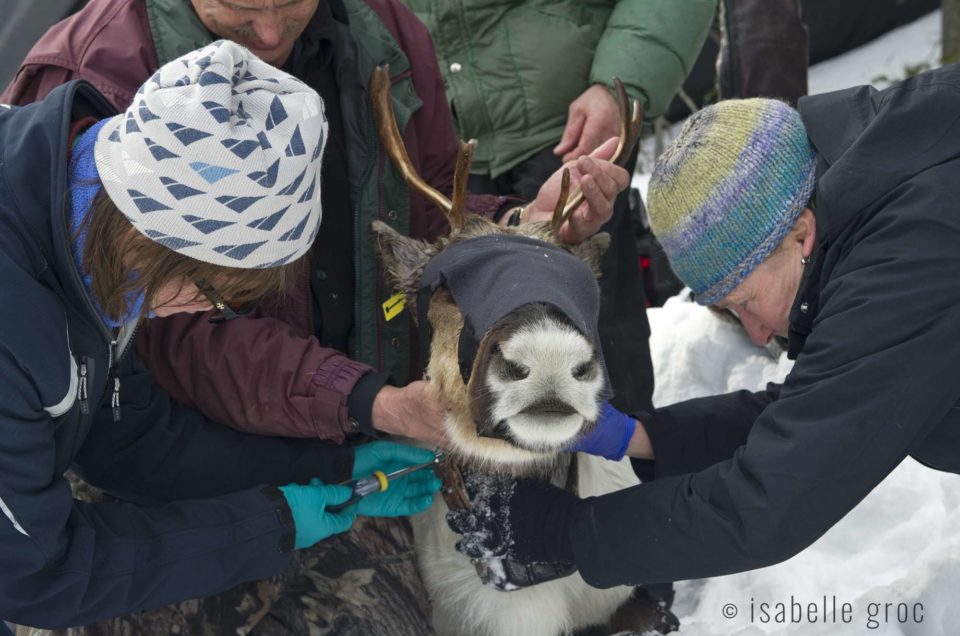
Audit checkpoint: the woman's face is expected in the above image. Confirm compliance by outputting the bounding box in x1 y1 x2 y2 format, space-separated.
151 279 213 317
716 255 799 346
715 209 817 347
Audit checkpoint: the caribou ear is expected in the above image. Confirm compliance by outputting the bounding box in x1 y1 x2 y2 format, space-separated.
371 220 436 294
568 231 610 278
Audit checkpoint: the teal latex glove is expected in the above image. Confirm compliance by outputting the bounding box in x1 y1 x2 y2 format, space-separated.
279 482 357 549
347 441 441 517
352 441 438 480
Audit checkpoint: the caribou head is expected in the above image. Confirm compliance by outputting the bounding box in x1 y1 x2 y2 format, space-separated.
370 67 642 473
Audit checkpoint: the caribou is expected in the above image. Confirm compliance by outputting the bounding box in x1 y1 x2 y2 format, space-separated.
369 66 666 636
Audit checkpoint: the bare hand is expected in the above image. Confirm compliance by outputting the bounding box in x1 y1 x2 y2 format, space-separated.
525 137 630 244
553 84 620 163
371 381 450 448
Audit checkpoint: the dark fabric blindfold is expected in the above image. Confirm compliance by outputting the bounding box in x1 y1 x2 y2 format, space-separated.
416 234 610 396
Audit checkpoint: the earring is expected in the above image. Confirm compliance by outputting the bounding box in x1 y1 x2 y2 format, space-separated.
801 256 810 267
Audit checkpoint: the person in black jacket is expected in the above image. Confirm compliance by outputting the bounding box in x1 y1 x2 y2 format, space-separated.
0 40 439 629
447 64 960 592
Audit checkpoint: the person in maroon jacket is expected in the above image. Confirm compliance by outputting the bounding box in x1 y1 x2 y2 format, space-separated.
2 0 630 632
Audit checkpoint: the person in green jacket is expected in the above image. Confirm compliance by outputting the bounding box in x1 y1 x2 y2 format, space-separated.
402 1 715 178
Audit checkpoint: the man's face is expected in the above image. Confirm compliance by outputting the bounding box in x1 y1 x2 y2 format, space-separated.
190 0 320 67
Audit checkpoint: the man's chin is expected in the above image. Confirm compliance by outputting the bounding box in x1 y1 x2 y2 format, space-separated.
247 44 293 67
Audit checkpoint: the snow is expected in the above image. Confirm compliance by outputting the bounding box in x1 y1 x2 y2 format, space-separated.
633 15 956 632
647 298 960 636
807 11 942 96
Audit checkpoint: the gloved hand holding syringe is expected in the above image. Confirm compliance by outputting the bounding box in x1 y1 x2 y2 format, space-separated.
329 450 444 512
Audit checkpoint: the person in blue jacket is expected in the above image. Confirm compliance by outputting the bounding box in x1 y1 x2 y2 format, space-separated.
447 64 960 592
0 40 438 628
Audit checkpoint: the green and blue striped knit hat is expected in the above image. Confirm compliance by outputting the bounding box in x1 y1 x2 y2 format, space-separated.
647 99 816 305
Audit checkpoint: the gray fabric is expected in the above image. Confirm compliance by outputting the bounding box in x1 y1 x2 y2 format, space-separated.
417 234 610 396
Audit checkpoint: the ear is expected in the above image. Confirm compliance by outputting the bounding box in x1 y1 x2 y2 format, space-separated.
798 208 817 258
370 220 436 294
567 232 610 278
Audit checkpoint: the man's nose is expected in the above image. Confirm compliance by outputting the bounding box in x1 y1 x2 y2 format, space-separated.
252 15 285 48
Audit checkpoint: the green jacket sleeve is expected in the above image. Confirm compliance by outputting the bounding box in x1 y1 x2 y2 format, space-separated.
590 0 715 117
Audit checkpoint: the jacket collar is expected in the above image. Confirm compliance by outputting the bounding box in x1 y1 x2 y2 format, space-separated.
0 81 117 339
786 243 820 360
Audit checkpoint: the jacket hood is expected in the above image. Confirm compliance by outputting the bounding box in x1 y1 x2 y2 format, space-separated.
0 80 117 320
798 67 960 242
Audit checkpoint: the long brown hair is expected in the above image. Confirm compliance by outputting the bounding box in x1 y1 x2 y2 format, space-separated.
80 189 301 322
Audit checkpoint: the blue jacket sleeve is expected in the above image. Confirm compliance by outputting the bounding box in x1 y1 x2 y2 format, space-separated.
0 351 347 628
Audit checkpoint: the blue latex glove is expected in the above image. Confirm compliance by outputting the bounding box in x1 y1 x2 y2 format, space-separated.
279 482 357 549
566 401 637 460
352 441 438 480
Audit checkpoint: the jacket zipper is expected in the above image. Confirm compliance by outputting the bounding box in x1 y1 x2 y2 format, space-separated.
78 356 89 414
353 88 379 362
74 320 139 423
108 321 141 422
109 338 120 422
55 102 136 425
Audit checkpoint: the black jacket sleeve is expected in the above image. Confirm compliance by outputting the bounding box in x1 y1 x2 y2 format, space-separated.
0 353 351 628
638 384 780 479
73 354 354 504
572 169 960 587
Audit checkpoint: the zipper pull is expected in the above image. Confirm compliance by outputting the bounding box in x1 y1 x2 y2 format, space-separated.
109 339 121 422
111 375 121 422
78 357 89 415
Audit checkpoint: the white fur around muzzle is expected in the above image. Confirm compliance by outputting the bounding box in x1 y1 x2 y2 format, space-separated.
486 318 602 451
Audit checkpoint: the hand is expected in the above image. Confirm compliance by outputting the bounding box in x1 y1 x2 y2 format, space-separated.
553 84 621 163
567 401 638 460
526 137 630 244
446 472 581 575
351 465 441 517
279 481 357 549
352 440 438 479
372 382 449 447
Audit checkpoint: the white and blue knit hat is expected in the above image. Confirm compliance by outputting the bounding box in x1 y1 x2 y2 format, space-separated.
94 40 327 269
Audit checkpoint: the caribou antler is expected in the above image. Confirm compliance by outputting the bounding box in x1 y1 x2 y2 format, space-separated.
550 169 571 234
372 66 639 237
371 65 475 234
551 77 644 234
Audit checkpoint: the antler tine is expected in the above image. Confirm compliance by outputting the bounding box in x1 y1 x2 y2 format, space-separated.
610 77 644 166
370 65 454 216
449 139 476 234
555 77 644 233
550 168 571 234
